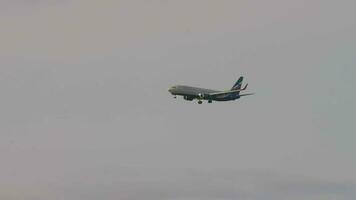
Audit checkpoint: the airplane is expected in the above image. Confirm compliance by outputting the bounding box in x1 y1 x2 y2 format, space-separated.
168 76 254 104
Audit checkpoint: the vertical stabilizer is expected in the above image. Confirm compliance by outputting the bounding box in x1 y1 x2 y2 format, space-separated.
231 76 244 97
231 76 244 90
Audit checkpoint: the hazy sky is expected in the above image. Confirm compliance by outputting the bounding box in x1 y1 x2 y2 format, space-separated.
1 0 356 199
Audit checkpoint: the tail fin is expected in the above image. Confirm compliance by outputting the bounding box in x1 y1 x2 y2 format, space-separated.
231 76 244 90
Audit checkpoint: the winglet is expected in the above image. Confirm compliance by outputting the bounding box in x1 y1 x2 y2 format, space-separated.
242 83 248 90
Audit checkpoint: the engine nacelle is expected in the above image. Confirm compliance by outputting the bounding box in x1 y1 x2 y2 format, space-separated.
198 93 205 99
184 96 193 101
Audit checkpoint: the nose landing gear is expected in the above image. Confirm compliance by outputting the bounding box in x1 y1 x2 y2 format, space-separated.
198 100 203 104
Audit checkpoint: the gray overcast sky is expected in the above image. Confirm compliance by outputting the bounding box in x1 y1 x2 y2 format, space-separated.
1 0 356 199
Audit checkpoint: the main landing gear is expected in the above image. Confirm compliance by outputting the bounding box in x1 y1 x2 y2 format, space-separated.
197 100 212 104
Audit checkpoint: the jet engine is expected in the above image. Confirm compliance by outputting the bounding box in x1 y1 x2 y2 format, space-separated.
198 93 205 99
184 96 193 101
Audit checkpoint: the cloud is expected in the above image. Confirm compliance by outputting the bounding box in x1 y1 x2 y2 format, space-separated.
1 1 356 199
5 168 353 200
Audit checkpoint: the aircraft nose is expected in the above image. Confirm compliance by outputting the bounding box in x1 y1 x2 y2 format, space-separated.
168 86 176 93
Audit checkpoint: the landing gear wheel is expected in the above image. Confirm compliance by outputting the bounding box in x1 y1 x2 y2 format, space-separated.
198 100 203 104
174 96 177 98
208 100 212 103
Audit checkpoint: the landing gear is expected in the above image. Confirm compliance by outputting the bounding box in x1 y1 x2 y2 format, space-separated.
198 100 203 104
208 100 212 103
173 95 177 98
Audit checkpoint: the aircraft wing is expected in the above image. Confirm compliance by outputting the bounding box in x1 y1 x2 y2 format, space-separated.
208 89 245 97
208 84 248 97
239 93 255 97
